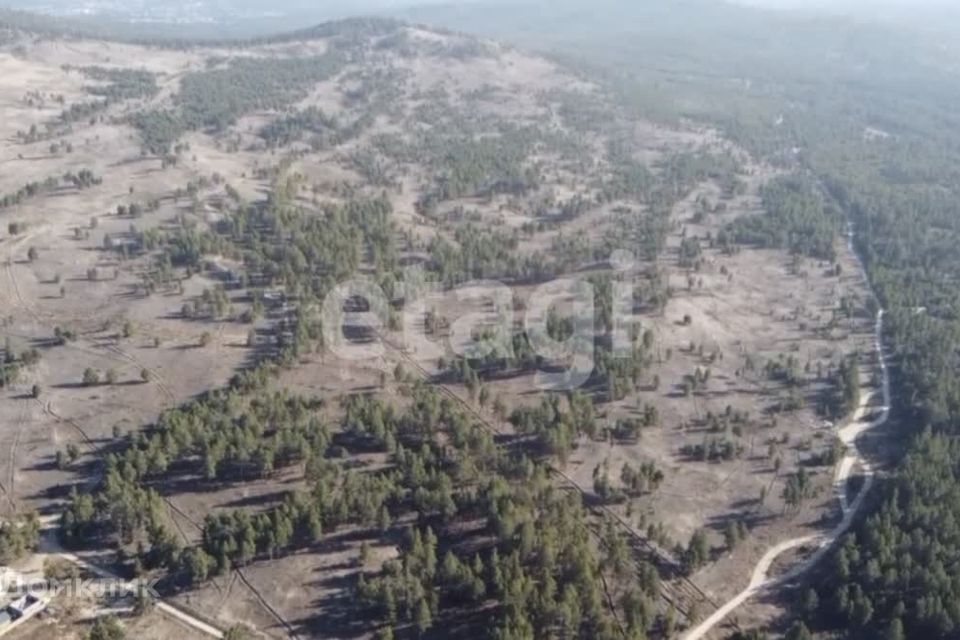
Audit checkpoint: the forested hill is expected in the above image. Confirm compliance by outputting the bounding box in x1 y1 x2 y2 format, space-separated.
402 2 960 638
0 9 404 46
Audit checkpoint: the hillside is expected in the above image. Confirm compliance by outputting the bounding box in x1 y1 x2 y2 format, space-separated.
394 3 960 640
0 16 878 640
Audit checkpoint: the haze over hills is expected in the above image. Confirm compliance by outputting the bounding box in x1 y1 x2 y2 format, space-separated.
0 0 405 37
3 0 959 36
0 0 954 43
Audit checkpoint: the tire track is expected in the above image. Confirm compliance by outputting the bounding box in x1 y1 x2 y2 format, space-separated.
200 321 227 385
6 261 43 323
0 476 10 512
216 571 239 612
7 401 25 512
165 500 194 548
36 399 96 450
234 566 302 640
104 343 175 403
376 329 727 631
0 449 13 514
162 494 299 637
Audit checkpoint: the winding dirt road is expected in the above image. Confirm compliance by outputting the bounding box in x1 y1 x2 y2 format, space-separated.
683 228 890 640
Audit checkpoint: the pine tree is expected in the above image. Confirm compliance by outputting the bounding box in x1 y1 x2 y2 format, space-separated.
785 622 812 640
886 618 905 640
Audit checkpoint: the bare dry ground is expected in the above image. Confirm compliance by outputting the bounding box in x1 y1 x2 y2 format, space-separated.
399 168 871 611
0 21 871 638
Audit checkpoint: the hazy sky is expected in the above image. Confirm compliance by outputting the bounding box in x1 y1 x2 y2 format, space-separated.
732 0 951 8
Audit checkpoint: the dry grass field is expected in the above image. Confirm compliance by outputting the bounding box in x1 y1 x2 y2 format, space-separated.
0 17 872 639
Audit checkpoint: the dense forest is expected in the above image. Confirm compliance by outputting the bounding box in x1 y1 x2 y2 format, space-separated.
798 137 960 637
729 175 841 261
134 53 345 153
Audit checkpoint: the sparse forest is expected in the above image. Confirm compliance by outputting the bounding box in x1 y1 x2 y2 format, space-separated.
1 4 958 640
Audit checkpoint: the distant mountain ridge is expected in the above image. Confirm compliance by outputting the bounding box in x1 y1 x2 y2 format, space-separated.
0 9 406 44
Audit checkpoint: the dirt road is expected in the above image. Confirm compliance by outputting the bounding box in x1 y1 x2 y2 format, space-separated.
682 227 891 639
